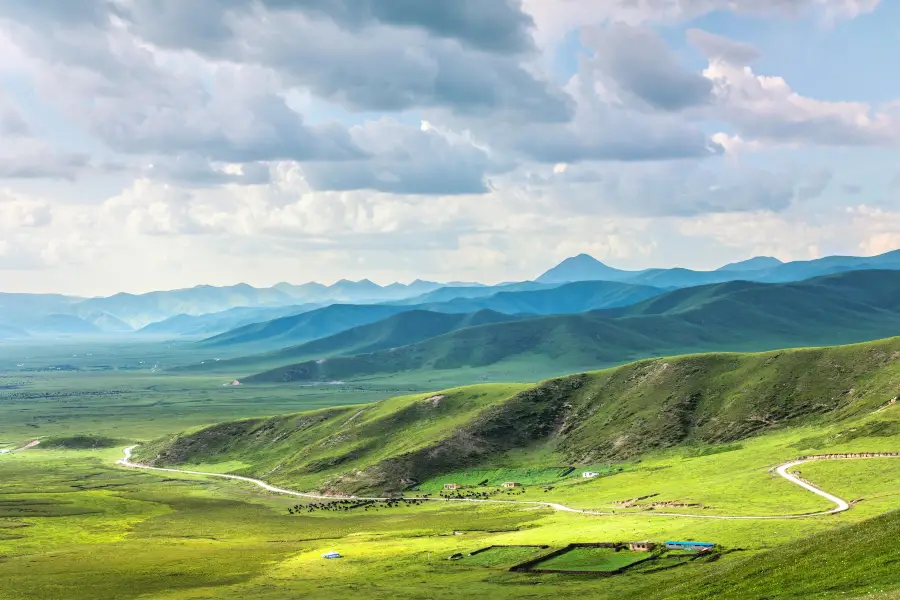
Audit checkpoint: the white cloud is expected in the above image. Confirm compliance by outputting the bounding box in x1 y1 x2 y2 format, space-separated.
0 0 896 294
0 189 52 229
522 0 880 44
694 30 900 147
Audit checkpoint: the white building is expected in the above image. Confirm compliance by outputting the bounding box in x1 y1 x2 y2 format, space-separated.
582 471 601 478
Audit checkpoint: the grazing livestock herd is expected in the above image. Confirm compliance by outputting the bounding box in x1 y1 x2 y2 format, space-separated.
287 498 429 514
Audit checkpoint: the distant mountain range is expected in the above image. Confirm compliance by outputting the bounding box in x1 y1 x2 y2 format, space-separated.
193 280 670 353
3 248 900 339
0 279 463 336
536 249 900 287
139 304 320 337
179 309 527 375
241 270 900 384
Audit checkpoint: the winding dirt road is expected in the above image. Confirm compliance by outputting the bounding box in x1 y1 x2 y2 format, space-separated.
117 447 898 520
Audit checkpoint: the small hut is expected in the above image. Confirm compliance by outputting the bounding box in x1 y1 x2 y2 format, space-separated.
629 541 656 552
444 483 461 490
322 551 342 559
502 481 521 488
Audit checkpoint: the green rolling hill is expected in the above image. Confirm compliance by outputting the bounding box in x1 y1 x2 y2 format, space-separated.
179 309 526 374
137 337 900 495
198 279 668 353
199 304 411 350
391 281 552 305
139 304 318 337
418 279 667 314
657 507 900 600
243 270 900 384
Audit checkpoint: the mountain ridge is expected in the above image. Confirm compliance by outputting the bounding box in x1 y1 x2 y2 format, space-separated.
241 270 900 384
139 336 900 495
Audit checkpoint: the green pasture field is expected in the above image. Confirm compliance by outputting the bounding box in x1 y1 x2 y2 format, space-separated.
535 547 649 572
460 545 548 567
0 447 853 600
0 340 424 442
5 422 900 599
7 339 900 598
420 466 619 491
0 340 582 445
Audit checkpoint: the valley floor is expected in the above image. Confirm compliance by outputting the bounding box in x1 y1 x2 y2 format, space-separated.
5 413 900 599
6 339 900 599
117 445 897 519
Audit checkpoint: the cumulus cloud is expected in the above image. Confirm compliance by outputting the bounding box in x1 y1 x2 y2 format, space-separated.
102 180 211 236
523 0 880 43
107 0 570 119
581 24 712 111
452 28 722 164
4 19 365 163
0 189 52 229
687 29 900 147
0 0 569 195
255 0 538 54
116 0 537 54
142 156 273 187
0 93 29 136
0 0 897 293
687 28 760 66
302 119 499 195
0 139 90 180
516 161 830 217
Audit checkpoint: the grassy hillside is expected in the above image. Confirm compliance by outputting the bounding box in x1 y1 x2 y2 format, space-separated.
656 507 900 600
139 304 316 337
420 280 666 315
179 309 525 374
391 281 548 305
199 304 409 350
198 280 665 357
245 270 900 384
138 337 900 494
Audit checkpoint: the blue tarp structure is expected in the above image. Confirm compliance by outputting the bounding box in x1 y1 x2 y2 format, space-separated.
665 541 715 550
322 551 342 559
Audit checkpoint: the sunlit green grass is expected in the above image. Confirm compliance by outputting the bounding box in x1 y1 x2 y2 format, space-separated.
536 547 647 571
7 338 900 599
6 444 900 600
458 545 548 567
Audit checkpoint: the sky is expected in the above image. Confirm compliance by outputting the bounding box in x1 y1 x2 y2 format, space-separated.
1 0 899 295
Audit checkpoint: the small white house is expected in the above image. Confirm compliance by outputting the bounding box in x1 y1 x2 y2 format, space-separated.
322 551 342 559
582 471 601 478
0 449 10 454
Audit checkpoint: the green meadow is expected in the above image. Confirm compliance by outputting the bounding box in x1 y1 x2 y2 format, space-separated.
535 547 648 571
5 338 900 598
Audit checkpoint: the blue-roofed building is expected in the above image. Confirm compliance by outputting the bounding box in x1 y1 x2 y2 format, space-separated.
666 541 715 552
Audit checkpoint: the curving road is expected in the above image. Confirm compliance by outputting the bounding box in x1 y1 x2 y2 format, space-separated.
117 447 897 520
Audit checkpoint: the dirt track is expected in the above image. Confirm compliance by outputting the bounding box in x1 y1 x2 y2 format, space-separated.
117 446 900 520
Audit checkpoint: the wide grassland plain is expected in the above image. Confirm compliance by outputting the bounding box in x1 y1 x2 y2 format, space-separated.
5 339 900 598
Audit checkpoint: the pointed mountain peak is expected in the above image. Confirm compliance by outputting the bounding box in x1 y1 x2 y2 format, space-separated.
536 253 629 283
564 253 609 266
